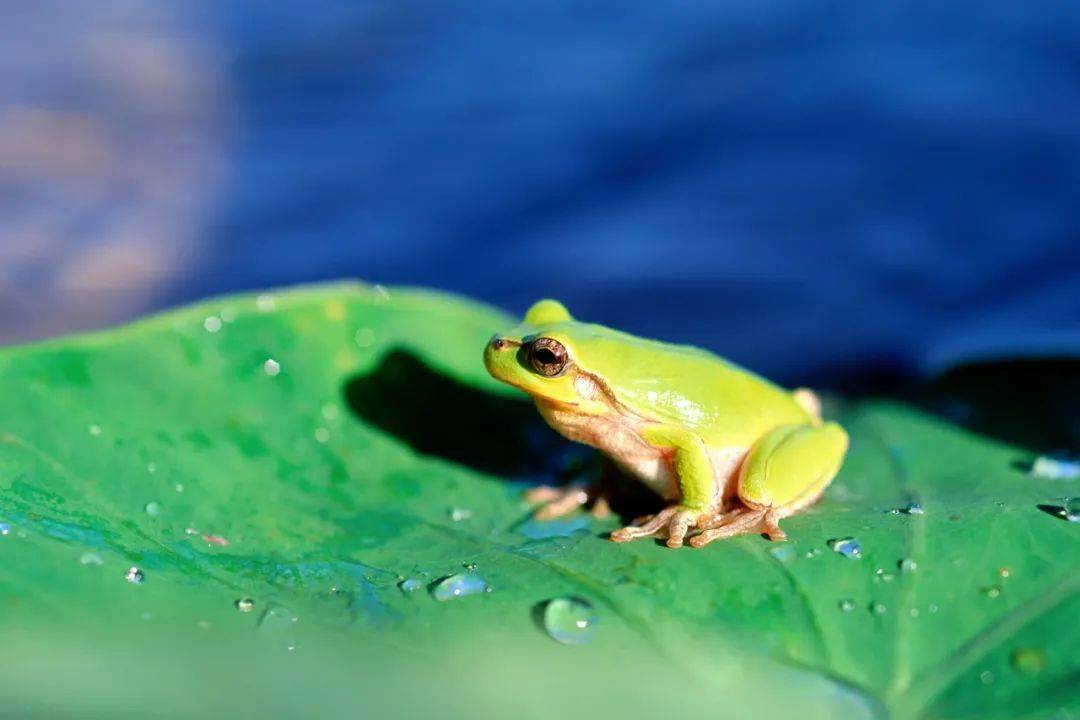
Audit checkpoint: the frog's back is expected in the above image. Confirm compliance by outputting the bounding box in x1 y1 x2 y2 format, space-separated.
568 323 809 446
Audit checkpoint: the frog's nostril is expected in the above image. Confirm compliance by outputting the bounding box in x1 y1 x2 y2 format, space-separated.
490 338 508 351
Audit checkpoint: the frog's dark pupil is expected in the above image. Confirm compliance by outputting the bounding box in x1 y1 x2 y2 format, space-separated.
529 338 567 376
535 349 557 364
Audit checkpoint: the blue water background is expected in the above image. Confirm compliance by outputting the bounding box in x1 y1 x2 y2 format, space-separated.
2 2 1078 386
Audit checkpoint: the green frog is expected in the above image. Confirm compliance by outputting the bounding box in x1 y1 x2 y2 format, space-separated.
483 300 848 548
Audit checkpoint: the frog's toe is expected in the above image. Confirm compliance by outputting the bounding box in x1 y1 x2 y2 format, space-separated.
688 507 771 547
531 487 590 520
610 506 678 542
664 509 704 548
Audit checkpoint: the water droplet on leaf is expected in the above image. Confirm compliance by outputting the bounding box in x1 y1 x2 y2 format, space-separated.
79 551 103 565
431 573 488 601
235 597 255 613
125 566 145 584
769 546 794 562
982 585 1002 599
899 558 917 573
827 537 862 559
838 599 855 612
263 359 281 376
144 501 161 517
258 605 297 631
449 507 472 522
871 602 887 615
542 597 597 645
398 577 424 593
203 316 222 333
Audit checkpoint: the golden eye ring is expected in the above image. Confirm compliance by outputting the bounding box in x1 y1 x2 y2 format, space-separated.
529 337 569 377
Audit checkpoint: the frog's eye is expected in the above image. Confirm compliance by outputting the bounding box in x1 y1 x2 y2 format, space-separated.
529 337 569 377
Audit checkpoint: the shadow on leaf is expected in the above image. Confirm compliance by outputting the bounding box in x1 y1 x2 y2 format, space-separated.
342 348 569 477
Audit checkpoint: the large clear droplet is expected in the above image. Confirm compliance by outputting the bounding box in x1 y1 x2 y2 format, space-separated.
431 573 488 601
542 597 597 645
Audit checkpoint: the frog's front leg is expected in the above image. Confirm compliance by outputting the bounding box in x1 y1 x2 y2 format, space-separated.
610 426 720 548
689 421 848 547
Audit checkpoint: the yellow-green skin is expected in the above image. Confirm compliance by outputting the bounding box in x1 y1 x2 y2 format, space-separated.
484 299 849 548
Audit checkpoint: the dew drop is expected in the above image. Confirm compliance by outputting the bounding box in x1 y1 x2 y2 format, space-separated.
903 502 924 515
144 501 162 517
998 567 1011 579
263 359 281 376
1010 648 1046 675
542 597 597 645
398 577 424 593
979 670 995 685
929 603 940 614
899 558 917 573
1064 497 1080 522
0 522 9 536
147 463 157 474
431 573 488 601
203 316 223 333
235 597 255 613
827 537 862 559
871 602 887 615
838 599 856 612
314 427 330 444
909 607 920 617
449 507 473 522
1030 454 1080 480
769 546 795 562
982 585 1002 599
79 551 103 565
125 566 145 584
88 424 102 437
258 605 297 631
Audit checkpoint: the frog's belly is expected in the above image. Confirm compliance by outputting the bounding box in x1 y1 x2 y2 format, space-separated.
536 401 745 501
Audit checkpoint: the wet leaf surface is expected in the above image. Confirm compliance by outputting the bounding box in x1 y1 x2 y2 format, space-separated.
0 283 1075 719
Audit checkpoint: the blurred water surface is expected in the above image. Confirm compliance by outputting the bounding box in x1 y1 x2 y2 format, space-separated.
3 1 1078 385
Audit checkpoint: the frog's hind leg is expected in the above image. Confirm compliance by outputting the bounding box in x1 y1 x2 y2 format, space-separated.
688 421 848 547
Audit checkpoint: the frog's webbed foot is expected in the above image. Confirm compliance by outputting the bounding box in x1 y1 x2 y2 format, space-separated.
525 485 611 520
688 507 785 547
610 505 713 548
